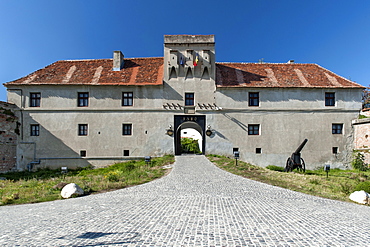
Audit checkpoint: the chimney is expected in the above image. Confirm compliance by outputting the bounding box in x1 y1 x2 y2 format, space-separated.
287 60 295 64
113 51 124 71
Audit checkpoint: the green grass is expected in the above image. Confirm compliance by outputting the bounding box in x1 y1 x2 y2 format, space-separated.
207 155 370 203
0 155 174 206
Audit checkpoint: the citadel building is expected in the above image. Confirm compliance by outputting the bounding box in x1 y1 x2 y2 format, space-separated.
3 35 365 171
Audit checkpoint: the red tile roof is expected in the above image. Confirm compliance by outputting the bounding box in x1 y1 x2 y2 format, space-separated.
4 58 364 89
216 63 364 88
5 58 164 86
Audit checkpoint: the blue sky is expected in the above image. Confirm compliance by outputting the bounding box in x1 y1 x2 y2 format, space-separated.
1 0 369 101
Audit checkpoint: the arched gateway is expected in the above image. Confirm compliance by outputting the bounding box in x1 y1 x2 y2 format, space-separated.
174 115 206 155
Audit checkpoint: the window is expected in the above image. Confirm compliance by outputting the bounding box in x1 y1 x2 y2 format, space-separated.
123 150 130 156
122 92 133 106
248 124 260 135
325 92 335 106
78 92 89 107
256 148 262 154
249 92 259 106
30 124 39 136
122 124 132 135
332 147 338 154
185 93 194 106
80 150 86 157
78 124 88 136
30 93 41 107
332 124 343 134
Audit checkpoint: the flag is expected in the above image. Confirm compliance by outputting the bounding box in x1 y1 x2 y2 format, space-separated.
193 54 199 66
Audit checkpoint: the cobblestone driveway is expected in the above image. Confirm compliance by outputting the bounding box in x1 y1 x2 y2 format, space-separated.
1 155 370 246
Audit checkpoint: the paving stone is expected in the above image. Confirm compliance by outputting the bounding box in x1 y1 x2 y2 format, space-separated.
0 155 370 246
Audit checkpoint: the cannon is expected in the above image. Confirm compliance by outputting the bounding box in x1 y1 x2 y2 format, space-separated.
285 139 308 172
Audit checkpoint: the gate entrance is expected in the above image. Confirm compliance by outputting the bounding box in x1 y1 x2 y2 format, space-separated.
174 115 206 155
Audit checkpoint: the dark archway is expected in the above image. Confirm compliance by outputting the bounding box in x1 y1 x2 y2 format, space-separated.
174 115 205 155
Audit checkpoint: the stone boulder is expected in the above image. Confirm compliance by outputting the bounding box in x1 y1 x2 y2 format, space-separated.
61 183 84 199
349 190 369 204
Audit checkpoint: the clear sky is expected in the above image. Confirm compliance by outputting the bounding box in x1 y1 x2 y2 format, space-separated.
1 0 369 101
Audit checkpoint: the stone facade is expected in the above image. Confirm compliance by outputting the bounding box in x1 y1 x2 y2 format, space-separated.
3 35 365 171
0 101 18 172
353 116 370 165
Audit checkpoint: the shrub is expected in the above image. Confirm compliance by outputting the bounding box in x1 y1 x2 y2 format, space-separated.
266 165 284 172
355 181 370 193
351 151 368 171
181 138 201 154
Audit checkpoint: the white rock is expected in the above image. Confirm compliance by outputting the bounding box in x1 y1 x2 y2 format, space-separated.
349 190 369 204
61 183 84 199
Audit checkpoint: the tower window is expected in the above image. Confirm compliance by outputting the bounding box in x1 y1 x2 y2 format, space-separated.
185 93 194 106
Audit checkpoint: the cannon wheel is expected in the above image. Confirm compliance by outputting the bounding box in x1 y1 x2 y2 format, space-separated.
300 158 306 172
284 157 294 172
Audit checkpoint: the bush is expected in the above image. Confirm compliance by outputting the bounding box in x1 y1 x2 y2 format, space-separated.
355 181 370 193
181 138 201 154
351 151 368 171
266 165 284 172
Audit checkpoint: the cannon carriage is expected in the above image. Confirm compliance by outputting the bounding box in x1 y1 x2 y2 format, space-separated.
285 139 308 172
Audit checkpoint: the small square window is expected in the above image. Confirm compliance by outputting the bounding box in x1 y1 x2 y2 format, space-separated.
249 92 259 106
233 148 239 152
122 92 133 106
248 124 260 135
123 150 130 156
122 124 132 135
332 124 343 134
30 124 40 136
78 124 88 136
325 92 335 106
332 147 338 154
256 148 262 154
80 150 86 157
185 93 194 106
30 93 41 107
78 92 89 107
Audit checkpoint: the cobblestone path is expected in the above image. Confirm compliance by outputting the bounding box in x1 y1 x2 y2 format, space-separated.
1 155 370 246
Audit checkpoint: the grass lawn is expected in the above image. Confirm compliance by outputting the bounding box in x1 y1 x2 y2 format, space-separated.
207 154 370 204
0 155 174 206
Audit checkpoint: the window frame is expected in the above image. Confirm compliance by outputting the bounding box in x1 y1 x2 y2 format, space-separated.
122 92 133 106
325 92 335 106
77 92 89 107
30 124 40 136
122 123 132 136
30 93 41 107
332 123 343 134
78 124 88 136
185 93 195 106
248 124 260 135
249 92 259 107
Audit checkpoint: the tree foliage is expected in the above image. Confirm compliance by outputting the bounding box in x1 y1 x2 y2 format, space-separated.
363 87 370 109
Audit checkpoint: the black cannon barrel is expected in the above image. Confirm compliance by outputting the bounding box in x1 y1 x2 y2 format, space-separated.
294 139 308 154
